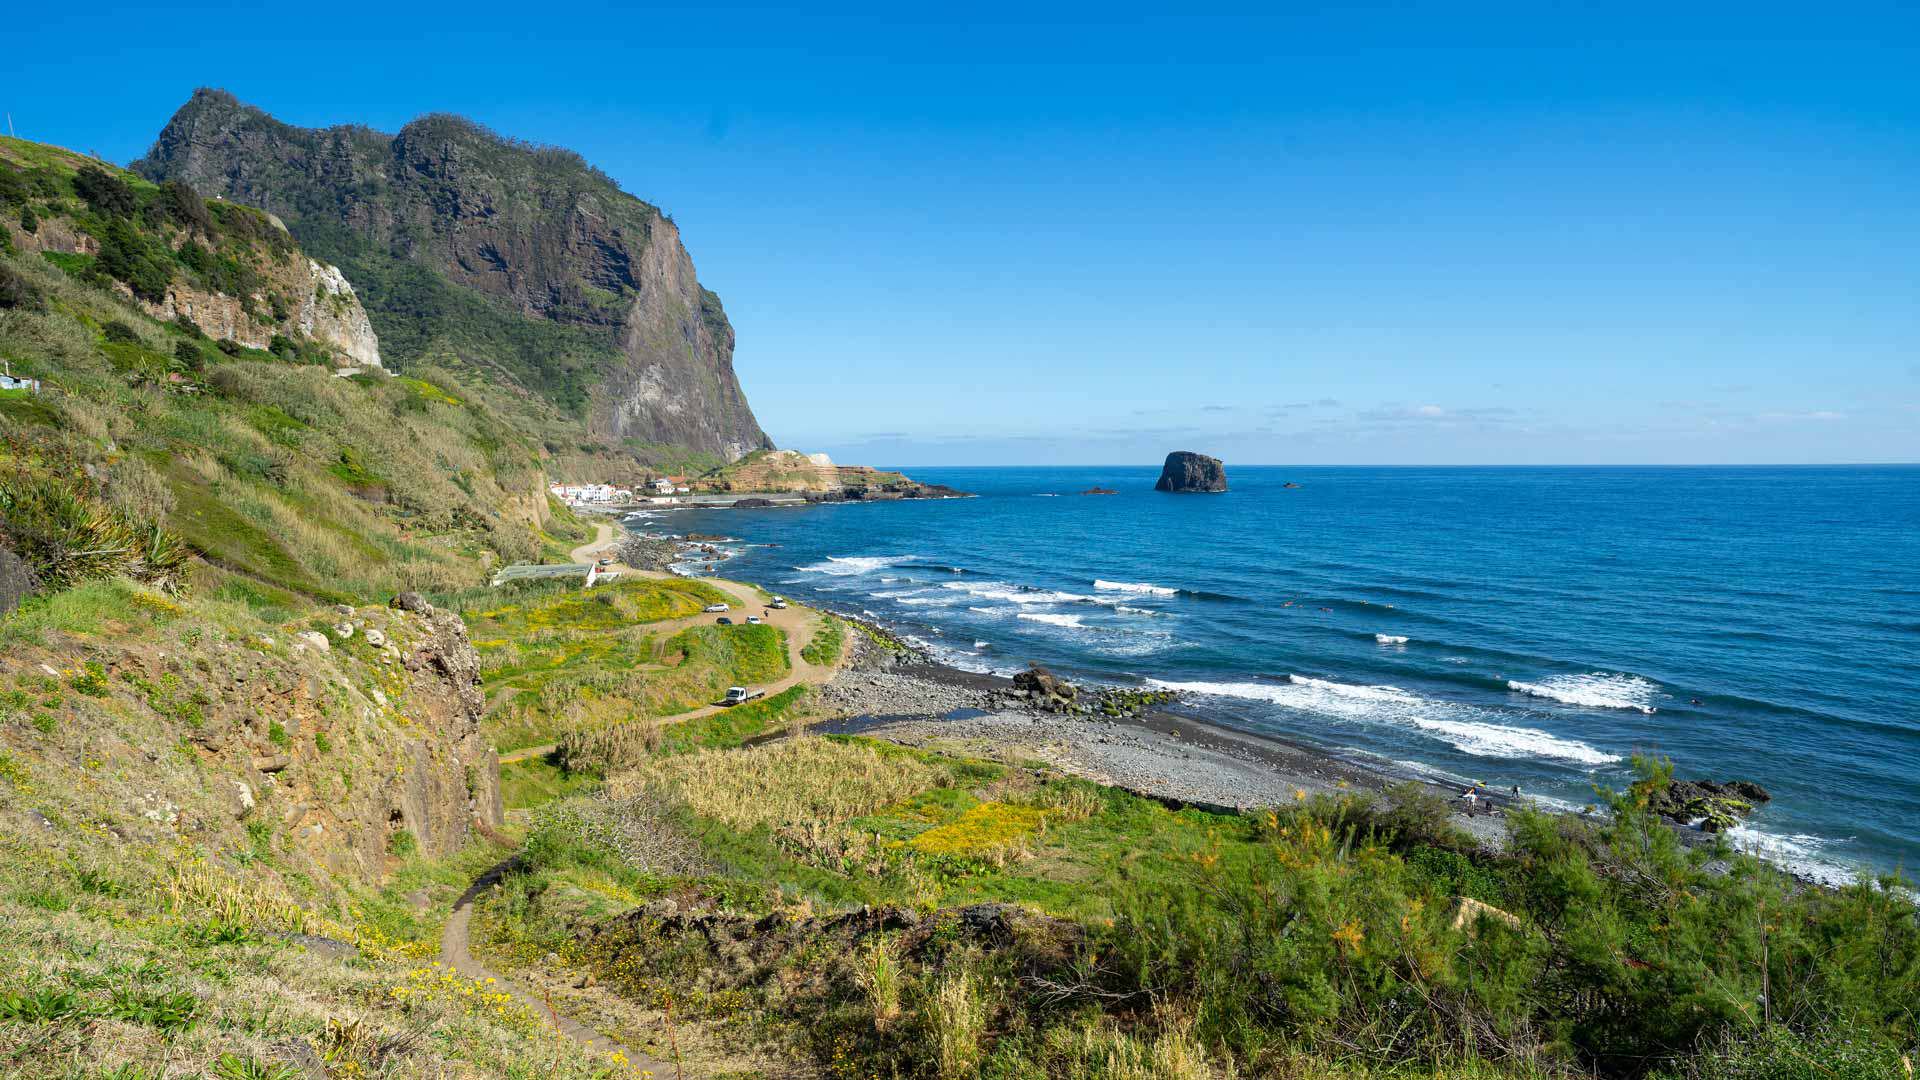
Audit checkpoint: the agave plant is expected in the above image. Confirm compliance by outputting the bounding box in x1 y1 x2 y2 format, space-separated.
0 473 193 594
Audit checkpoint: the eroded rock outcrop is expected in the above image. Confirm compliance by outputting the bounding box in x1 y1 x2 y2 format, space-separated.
1155 451 1228 493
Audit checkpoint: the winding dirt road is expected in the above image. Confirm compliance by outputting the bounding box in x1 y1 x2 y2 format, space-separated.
498 522 833 764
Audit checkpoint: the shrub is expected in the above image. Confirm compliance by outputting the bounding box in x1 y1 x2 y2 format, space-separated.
0 262 45 311
94 218 174 302
102 319 140 344
18 205 37 233
387 829 418 858
74 165 135 217
154 179 212 234
0 473 192 594
106 456 177 522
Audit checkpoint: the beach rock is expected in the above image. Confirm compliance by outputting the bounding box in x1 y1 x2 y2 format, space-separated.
731 497 776 508
1013 663 1078 711
1635 775 1772 832
1154 451 1228 493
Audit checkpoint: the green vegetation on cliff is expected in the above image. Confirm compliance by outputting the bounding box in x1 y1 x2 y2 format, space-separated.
137 89 774 463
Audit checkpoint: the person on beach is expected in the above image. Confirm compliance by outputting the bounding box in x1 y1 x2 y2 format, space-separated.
1461 787 1479 813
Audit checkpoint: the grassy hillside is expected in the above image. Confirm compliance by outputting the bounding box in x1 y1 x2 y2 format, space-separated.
481 739 1919 1080
0 138 613 609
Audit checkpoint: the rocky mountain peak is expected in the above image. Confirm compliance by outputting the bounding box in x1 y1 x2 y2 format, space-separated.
136 89 773 462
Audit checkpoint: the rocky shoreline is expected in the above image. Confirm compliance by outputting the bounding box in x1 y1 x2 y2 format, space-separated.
814 641 1514 849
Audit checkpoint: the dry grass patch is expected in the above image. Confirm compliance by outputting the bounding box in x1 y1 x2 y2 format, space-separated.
609 737 949 832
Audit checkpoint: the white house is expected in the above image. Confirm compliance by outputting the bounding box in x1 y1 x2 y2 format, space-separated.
0 361 39 393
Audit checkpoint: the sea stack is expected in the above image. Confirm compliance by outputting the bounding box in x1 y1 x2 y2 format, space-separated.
1155 451 1228 493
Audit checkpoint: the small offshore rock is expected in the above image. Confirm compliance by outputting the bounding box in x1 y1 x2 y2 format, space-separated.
1154 450 1228 493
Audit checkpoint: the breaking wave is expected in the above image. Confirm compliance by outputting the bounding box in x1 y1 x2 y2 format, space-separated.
1375 634 1410 644
1507 673 1660 714
1094 579 1180 596
1018 612 1087 629
1145 675 1621 765
798 555 921 576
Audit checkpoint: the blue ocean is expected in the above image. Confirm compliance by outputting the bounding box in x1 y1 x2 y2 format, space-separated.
641 466 1920 882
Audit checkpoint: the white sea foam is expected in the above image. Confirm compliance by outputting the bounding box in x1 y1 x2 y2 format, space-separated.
1017 612 1087 628
1094 579 1180 596
974 640 991 649
871 588 927 599
1403 717 1617 765
1375 634 1410 644
1146 676 1621 766
943 581 1097 605
965 605 1009 617
899 595 964 607
1507 673 1660 714
798 555 920 576
1724 825 1862 889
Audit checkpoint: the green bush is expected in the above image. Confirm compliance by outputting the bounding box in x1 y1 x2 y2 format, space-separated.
0 262 44 311
0 472 192 594
1087 762 1920 1074
73 166 135 217
94 218 175 302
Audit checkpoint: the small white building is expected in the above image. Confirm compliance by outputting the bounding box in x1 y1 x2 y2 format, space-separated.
0 362 39 393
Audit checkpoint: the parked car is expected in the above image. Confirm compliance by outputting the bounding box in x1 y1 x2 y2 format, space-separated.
596 558 614 566
703 603 730 613
746 615 763 625
715 616 733 625
769 597 789 609
722 686 764 707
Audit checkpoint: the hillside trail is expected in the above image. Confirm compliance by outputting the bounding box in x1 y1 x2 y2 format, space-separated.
441 858 675 1076
455 518 832 1074
502 518 833 763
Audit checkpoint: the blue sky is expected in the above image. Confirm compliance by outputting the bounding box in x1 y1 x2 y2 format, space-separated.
10 2 1918 464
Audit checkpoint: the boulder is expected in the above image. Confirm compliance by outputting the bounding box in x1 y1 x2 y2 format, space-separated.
390 591 430 613
1635 775 1773 833
1154 451 1228 493
1013 663 1078 711
295 631 331 652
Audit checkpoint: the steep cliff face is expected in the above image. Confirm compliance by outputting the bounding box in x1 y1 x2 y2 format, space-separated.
136 89 772 461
